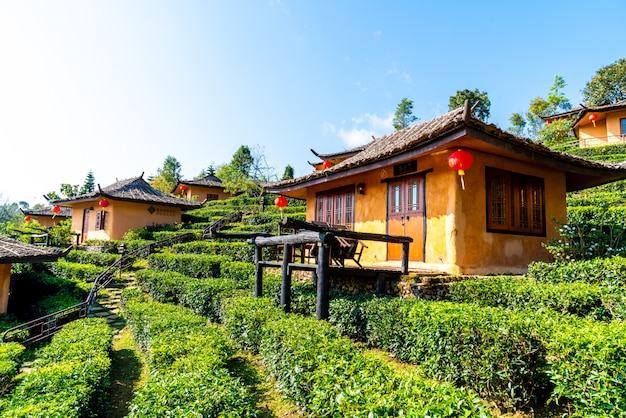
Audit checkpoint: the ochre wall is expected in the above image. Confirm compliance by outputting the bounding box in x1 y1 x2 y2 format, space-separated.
179 186 231 201
30 216 69 229
303 149 567 275
68 200 182 241
0 264 11 314
606 110 626 143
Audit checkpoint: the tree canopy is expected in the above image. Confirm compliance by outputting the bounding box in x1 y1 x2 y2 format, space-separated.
217 145 261 196
582 57 626 106
80 170 95 195
508 75 572 142
448 89 491 122
393 98 418 131
150 155 182 193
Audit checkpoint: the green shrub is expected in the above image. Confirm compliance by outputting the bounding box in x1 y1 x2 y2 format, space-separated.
546 318 626 417
64 249 122 267
148 253 228 278
220 261 254 287
135 269 188 304
0 343 25 395
179 278 242 322
363 298 550 409
222 296 284 352
82 239 124 253
528 256 626 287
448 276 612 320
123 298 255 416
1 318 112 417
48 259 107 282
172 241 254 262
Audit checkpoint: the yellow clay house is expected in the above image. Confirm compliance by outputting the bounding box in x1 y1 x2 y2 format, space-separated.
51 174 203 242
266 102 626 275
172 174 231 201
21 206 71 229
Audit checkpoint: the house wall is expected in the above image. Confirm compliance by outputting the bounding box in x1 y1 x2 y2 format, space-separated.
578 120 608 147
69 201 182 241
607 110 626 143
31 216 68 229
179 186 230 201
0 264 11 314
303 149 566 275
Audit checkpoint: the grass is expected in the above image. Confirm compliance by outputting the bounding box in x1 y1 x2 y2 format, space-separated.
103 328 149 418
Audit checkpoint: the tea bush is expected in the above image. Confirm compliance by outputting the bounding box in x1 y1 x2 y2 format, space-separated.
363 298 550 409
48 259 106 282
172 240 254 262
528 256 626 287
64 249 122 267
0 318 112 417
0 343 24 395
123 296 256 416
448 276 613 319
148 253 228 278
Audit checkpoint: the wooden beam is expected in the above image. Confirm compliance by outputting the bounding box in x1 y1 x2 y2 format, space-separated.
280 244 292 313
254 245 263 297
281 218 413 244
376 272 386 295
316 243 330 320
250 231 333 247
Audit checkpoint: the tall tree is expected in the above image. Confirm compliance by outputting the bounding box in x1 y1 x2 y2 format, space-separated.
448 89 491 121
582 57 626 106
60 184 80 198
150 155 182 193
196 164 217 179
217 145 261 196
393 98 418 131
80 170 96 195
508 75 572 140
282 165 294 180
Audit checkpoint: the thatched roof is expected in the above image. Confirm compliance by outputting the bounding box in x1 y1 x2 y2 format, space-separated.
266 102 626 194
51 175 203 210
172 175 225 192
0 236 64 264
22 206 72 218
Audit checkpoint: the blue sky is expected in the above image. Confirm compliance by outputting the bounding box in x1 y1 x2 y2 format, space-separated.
1 0 624 206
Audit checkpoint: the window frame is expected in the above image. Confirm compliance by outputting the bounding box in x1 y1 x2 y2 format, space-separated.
315 185 355 229
485 167 545 236
620 118 626 138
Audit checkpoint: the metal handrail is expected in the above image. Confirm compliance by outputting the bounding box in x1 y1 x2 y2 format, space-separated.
2 231 198 345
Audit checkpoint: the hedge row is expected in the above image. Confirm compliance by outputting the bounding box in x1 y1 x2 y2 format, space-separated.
171 240 255 262
64 249 122 267
123 293 256 417
147 253 229 279
134 269 247 322
447 276 624 320
527 256 626 287
48 259 107 283
356 297 626 417
0 318 112 417
0 343 24 395
222 296 491 417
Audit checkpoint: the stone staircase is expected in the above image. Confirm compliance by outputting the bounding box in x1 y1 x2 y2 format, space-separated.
88 273 137 332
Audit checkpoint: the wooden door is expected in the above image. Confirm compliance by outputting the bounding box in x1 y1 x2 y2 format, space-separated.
81 208 90 243
387 175 425 261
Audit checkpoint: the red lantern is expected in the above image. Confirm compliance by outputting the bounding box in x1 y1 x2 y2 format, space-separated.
52 205 61 213
448 149 474 190
24 216 31 222
274 196 288 209
588 113 598 127
98 199 109 208
180 185 187 192
323 160 332 168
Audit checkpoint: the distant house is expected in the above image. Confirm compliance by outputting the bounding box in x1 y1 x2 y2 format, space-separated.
21 206 72 228
266 102 626 275
0 237 64 313
51 174 203 242
172 175 231 202
545 100 626 148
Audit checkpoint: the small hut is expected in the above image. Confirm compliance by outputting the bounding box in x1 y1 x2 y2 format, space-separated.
0 236 64 314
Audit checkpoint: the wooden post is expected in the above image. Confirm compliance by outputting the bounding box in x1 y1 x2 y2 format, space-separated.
376 272 386 295
281 244 292 312
401 242 410 274
254 245 263 297
316 243 330 320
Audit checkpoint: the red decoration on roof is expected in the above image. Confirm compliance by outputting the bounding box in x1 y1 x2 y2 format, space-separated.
448 149 474 190
180 185 187 192
24 216 31 222
52 205 61 213
323 160 332 168
98 199 110 208
588 113 598 127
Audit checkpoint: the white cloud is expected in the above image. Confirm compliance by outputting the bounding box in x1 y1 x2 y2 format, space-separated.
336 113 394 148
372 30 383 39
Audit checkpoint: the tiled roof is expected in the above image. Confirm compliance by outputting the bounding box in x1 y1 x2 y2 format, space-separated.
51 175 203 210
22 207 72 218
0 236 64 263
266 102 626 191
571 100 626 127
